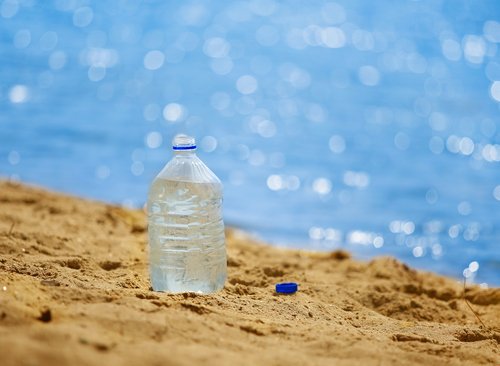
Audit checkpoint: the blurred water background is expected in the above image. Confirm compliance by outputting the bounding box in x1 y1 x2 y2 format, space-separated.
1 0 499 285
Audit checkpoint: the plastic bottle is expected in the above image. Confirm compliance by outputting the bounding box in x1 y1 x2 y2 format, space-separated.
147 134 227 293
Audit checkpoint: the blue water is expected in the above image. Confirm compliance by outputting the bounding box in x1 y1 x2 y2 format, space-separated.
1 0 499 285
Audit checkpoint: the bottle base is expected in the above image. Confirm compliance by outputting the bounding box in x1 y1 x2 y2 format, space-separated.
151 280 226 294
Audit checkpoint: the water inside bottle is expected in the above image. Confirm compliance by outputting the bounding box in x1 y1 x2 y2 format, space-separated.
148 178 227 293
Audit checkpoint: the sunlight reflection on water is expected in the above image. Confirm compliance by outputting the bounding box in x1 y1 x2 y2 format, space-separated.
1 0 499 285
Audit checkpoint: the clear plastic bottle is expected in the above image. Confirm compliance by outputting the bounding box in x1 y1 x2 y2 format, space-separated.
147 134 227 293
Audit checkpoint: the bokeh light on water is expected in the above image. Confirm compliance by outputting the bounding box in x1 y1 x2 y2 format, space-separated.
1 0 499 285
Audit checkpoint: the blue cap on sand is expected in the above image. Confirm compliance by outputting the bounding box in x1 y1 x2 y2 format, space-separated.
275 282 298 294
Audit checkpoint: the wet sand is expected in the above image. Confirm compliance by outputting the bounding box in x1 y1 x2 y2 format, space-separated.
0 181 498 365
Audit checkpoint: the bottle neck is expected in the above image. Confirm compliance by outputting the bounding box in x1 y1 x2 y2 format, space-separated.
174 149 196 157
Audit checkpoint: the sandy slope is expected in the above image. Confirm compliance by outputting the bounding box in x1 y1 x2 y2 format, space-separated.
0 181 498 366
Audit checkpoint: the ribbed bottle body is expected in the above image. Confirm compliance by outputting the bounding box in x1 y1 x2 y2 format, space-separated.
148 175 226 293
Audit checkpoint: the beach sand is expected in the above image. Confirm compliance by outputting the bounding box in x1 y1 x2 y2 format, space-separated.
0 181 498 365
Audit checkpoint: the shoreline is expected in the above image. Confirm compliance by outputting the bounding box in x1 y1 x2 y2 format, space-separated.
3 177 496 287
0 180 498 365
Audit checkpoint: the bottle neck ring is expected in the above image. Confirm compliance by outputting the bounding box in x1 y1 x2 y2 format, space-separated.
172 145 196 151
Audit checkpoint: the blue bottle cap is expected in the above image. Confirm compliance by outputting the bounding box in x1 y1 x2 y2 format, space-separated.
275 282 298 294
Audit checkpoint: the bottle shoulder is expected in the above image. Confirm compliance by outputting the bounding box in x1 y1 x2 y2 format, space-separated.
154 155 221 184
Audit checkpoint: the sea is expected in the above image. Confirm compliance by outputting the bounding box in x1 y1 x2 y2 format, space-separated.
1 0 499 285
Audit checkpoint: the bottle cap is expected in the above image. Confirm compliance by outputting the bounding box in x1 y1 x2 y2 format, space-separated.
275 282 298 294
173 134 196 150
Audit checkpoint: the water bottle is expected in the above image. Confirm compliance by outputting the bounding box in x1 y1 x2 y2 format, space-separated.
147 134 227 293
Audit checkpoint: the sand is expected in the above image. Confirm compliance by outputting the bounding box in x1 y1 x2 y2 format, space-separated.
0 180 498 366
